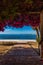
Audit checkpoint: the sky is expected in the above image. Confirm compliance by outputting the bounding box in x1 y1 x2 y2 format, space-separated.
0 26 36 34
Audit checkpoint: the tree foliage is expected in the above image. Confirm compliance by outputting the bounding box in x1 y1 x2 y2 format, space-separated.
0 0 43 31
0 0 43 19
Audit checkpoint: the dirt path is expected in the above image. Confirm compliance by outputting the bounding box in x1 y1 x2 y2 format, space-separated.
5 44 39 56
1 43 43 65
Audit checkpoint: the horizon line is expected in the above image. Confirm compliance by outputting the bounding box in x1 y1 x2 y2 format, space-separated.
0 33 36 35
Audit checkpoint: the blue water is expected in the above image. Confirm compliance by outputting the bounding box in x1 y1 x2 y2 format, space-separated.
0 34 36 40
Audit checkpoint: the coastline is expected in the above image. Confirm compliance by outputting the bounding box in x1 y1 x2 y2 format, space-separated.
0 39 36 43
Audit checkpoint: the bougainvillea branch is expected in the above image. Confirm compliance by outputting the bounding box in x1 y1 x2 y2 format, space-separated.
0 13 40 31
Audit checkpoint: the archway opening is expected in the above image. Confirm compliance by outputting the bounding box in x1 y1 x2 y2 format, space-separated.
0 25 40 57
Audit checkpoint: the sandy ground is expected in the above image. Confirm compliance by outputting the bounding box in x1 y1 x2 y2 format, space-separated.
0 46 13 55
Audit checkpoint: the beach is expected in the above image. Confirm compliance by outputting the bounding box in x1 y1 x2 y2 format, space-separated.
0 39 36 43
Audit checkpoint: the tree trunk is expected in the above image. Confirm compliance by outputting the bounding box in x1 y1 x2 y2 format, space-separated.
35 27 40 55
40 11 43 58
36 28 39 39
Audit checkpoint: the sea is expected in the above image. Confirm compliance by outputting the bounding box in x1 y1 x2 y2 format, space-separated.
0 34 36 40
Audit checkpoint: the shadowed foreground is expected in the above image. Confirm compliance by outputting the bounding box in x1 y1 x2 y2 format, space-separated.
0 42 43 65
